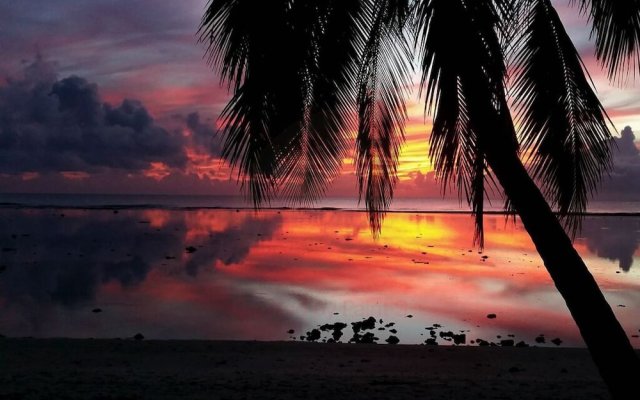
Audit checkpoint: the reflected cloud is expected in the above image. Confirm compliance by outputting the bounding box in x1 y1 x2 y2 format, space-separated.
183 213 282 276
0 209 287 338
580 217 640 272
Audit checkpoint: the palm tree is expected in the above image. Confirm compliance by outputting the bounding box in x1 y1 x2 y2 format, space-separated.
198 0 640 397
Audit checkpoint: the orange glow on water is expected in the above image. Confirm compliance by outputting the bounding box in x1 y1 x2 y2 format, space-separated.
0 208 638 345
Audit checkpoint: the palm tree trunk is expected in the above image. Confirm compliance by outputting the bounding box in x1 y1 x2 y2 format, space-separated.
484 145 640 399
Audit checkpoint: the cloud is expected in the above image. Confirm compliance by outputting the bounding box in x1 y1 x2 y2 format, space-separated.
0 57 190 176
172 111 222 156
0 0 224 119
598 126 640 199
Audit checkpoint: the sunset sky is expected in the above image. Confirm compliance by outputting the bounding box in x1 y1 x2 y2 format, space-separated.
1 0 640 201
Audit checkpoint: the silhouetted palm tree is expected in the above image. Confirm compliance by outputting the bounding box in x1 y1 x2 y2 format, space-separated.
199 1 640 397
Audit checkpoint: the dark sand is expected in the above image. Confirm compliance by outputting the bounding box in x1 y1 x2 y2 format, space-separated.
0 339 623 400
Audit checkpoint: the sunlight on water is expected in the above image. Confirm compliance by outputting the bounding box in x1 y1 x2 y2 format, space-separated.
0 208 638 347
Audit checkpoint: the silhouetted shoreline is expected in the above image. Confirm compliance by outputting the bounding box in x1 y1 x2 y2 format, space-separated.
1 338 627 399
1 202 640 217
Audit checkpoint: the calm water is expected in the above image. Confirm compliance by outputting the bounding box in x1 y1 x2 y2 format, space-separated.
0 208 638 347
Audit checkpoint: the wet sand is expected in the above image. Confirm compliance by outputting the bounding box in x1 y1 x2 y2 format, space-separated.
0 339 619 400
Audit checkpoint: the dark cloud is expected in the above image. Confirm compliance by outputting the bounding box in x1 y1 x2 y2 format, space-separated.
167 111 222 157
615 126 639 157
0 57 188 175
599 126 640 199
186 112 222 155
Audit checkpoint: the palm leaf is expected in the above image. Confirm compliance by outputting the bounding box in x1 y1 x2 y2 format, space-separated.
512 0 613 235
275 0 363 206
417 0 513 246
199 0 363 207
199 0 294 206
571 0 640 80
355 0 413 233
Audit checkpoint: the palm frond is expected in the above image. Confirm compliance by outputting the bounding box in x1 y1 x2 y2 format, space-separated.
571 0 640 80
199 0 294 205
417 0 513 246
355 0 413 233
276 0 363 206
199 0 363 207
512 0 613 235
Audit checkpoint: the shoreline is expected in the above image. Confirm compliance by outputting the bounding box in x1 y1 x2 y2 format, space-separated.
1 202 640 217
0 338 623 399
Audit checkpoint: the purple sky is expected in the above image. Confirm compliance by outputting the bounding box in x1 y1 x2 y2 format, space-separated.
0 0 639 201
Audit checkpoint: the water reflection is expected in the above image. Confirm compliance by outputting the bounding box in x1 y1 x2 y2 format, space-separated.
0 209 638 347
578 217 640 272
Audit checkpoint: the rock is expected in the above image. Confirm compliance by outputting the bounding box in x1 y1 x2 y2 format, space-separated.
92 308 102 313
134 333 144 341
351 316 376 333
486 313 497 319
425 338 438 345
515 341 529 348
287 329 295 334
333 322 348 331
535 335 546 344
185 246 197 253
389 329 397 334
350 331 378 344
439 331 454 340
406 314 413 318
386 335 400 345
385 322 395 327
305 329 321 342
551 338 563 346
360 332 378 344
453 334 466 345
500 339 514 347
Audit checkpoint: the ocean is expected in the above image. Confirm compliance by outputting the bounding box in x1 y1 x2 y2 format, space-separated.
1 193 639 213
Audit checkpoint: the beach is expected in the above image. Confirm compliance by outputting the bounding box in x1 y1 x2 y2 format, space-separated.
0 338 619 400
